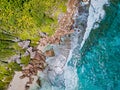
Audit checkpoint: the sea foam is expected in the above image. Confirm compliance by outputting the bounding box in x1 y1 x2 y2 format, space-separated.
64 35 79 90
80 0 109 49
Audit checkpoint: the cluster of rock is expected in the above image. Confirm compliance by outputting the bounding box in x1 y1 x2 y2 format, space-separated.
20 50 47 88
8 39 31 64
7 39 46 88
38 30 74 47
16 40 55 87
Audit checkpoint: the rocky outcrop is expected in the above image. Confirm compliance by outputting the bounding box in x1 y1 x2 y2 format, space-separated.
8 54 21 64
19 49 47 89
18 40 31 49
26 47 36 59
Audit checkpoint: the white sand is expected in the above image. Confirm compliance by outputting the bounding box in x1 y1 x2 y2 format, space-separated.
8 71 29 90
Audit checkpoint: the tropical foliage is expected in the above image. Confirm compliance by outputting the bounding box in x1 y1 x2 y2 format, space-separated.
0 0 67 89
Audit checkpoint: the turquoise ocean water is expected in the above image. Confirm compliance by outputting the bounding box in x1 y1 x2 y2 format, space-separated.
70 0 120 90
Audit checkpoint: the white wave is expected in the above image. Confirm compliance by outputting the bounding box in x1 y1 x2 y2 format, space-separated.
64 66 78 90
80 0 109 49
64 51 79 90
64 29 79 90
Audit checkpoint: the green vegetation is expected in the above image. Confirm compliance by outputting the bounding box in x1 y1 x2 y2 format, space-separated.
0 0 67 41
21 55 30 66
0 31 17 59
0 0 68 89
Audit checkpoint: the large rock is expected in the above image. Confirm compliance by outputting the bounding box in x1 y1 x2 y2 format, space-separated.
44 49 55 57
18 40 31 49
9 55 21 64
27 47 36 59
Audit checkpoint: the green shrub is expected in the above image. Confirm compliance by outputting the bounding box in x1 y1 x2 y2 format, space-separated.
21 55 30 66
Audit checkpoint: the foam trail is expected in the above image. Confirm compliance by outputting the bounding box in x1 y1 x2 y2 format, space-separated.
80 0 109 49
64 42 78 90
64 32 79 90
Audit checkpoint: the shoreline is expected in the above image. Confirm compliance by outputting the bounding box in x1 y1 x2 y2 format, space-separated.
8 0 91 90
38 0 91 90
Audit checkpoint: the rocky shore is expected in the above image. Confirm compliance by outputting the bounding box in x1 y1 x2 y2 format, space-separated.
38 0 91 90
8 0 90 90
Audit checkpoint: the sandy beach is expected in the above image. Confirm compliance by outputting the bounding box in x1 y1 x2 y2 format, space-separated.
8 71 29 90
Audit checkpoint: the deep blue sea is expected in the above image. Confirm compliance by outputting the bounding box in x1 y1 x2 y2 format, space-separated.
72 0 120 90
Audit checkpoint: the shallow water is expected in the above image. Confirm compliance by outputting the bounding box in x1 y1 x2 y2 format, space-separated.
73 0 120 90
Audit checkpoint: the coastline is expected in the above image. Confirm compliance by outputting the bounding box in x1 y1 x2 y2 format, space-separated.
8 0 92 90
